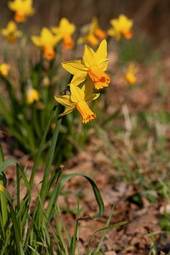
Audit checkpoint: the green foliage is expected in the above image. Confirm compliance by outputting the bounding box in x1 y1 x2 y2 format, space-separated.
0 123 104 254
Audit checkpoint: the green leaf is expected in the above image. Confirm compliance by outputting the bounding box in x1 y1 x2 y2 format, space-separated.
40 119 62 201
47 172 104 221
69 220 79 255
0 182 8 228
61 173 104 218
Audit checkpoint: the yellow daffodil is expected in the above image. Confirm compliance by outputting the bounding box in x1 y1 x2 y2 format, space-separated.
8 0 34 23
55 81 99 123
125 63 137 85
79 18 106 46
1 21 22 42
52 18 75 50
108 15 133 40
26 87 39 104
62 40 110 90
0 64 10 77
32 28 58 61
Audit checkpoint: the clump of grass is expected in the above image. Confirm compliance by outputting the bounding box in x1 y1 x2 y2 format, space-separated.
0 120 104 254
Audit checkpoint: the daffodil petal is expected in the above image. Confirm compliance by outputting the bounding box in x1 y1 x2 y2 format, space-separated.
62 60 87 75
70 84 84 103
95 39 107 61
94 40 108 70
98 59 109 71
31 36 42 46
70 74 86 86
54 95 74 107
83 45 95 67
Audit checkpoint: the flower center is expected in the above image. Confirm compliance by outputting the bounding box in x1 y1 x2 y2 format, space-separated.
88 68 110 90
63 35 74 49
95 28 106 40
15 12 26 23
44 46 55 61
123 30 132 39
76 101 96 124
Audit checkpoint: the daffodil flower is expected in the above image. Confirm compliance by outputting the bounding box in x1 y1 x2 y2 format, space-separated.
62 40 110 90
125 63 137 85
26 87 39 104
0 64 10 77
8 0 34 23
32 28 58 61
1 21 22 42
79 18 106 46
55 81 99 124
108 15 133 40
52 18 75 50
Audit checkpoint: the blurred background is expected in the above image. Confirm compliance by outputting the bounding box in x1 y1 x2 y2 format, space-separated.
1 0 170 43
0 2 170 254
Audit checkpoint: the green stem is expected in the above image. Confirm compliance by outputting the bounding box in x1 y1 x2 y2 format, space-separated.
29 107 58 190
40 119 61 202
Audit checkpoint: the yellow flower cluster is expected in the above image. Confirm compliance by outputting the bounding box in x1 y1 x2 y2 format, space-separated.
0 1 137 111
1 0 134 62
1 0 34 42
30 15 133 61
31 18 75 61
55 40 110 124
